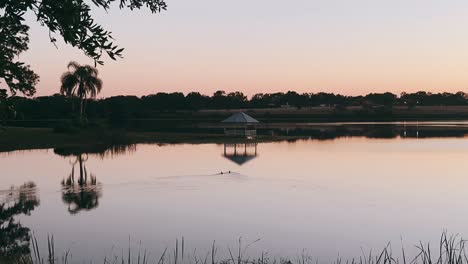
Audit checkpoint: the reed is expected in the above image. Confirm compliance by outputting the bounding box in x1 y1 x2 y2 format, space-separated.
4 232 468 264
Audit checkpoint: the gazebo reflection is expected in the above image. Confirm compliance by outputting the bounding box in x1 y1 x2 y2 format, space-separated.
223 142 258 166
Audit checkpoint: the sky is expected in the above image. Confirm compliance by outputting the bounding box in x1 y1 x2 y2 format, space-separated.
23 0 468 98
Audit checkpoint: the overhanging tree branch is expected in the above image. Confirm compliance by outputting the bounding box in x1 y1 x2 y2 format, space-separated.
0 0 167 96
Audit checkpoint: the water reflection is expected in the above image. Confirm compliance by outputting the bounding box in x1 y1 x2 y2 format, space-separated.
223 142 258 166
54 144 137 159
269 123 468 140
59 154 102 214
0 182 39 261
53 145 138 214
3 133 468 261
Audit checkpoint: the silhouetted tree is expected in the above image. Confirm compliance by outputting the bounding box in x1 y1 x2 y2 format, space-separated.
0 89 11 128
7 90 468 124
0 10 39 97
60 62 103 122
365 92 397 106
103 96 141 126
186 92 208 110
0 0 166 97
250 93 271 108
226 92 247 109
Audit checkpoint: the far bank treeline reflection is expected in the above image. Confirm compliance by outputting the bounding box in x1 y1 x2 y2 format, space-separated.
266 124 468 139
151 124 468 140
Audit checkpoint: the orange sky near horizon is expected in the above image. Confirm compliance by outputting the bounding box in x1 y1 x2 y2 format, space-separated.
21 0 468 98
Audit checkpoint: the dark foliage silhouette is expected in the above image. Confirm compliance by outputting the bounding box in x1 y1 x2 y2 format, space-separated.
0 89 11 129
0 182 39 261
54 144 136 160
6 91 468 122
60 62 103 122
0 0 166 97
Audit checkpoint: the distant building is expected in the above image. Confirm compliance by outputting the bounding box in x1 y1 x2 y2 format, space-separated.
221 112 259 138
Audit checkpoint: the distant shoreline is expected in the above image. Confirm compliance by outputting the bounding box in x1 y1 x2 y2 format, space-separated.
3 119 468 153
0 127 288 153
6 106 468 128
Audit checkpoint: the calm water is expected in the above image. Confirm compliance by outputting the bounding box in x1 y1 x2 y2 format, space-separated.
2 124 468 262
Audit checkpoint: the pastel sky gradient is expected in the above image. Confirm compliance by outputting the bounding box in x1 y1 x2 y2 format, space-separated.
23 0 468 97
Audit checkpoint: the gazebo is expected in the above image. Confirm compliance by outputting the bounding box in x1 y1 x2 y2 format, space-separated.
221 112 259 137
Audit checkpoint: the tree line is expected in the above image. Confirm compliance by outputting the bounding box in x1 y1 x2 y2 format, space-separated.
6 90 468 120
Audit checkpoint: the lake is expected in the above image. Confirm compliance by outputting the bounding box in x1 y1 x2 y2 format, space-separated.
2 122 468 263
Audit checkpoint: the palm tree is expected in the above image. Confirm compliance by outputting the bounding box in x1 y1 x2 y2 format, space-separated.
60 61 103 121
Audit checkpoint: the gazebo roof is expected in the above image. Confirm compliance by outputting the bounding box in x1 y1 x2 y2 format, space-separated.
221 112 259 123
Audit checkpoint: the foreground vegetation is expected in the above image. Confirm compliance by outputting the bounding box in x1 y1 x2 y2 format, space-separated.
3 233 468 264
